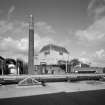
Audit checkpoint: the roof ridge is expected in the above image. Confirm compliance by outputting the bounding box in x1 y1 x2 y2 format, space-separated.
40 44 69 54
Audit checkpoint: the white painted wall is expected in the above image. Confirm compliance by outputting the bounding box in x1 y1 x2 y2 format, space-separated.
35 50 70 65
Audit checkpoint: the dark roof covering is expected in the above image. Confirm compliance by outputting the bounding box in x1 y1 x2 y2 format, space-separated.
5 58 16 64
40 44 69 54
0 56 5 60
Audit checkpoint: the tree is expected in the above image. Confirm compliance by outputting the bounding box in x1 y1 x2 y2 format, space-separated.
103 67 105 73
4 58 16 74
81 63 90 68
16 58 24 74
70 58 80 67
23 63 28 74
16 58 29 74
0 56 5 75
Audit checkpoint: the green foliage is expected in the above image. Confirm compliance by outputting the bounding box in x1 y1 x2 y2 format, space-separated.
103 67 105 73
70 58 80 67
16 58 28 74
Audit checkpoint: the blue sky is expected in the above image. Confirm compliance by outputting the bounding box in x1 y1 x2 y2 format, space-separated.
0 0 105 67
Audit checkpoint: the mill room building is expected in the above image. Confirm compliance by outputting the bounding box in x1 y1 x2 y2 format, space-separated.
34 44 70 74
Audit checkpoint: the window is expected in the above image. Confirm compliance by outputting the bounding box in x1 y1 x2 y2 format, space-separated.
59 51 63 55
44 51 50 55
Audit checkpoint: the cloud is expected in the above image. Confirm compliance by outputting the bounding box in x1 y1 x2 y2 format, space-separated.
81 51 87 56
0 20 28 39
76 17 105 42
0 35 56 61
79 57 90 64
34 33 56 50
0 37 28 51
36 21 56 34
88 0 105 20
0 19 56 39
0 19 56 61
0 37 28 61
8 5 15 20
89 49 105 67
76 20 105 67
76 0 105 46
0 37 28 58
0 10 3 14
95 49 105 58
78 50 105 67
8 5 15 15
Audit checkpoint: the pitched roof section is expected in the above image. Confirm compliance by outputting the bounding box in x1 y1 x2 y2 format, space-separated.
0 56 5 60
40 44 69 54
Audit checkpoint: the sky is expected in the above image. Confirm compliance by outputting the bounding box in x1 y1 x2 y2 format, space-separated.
0 0 105 67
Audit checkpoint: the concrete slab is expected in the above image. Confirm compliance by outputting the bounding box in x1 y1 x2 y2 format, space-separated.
0 81 105 99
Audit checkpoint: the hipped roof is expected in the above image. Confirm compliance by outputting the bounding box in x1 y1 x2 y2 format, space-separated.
40 44 69 54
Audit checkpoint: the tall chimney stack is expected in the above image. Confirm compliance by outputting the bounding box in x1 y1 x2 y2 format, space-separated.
28 14 34 75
